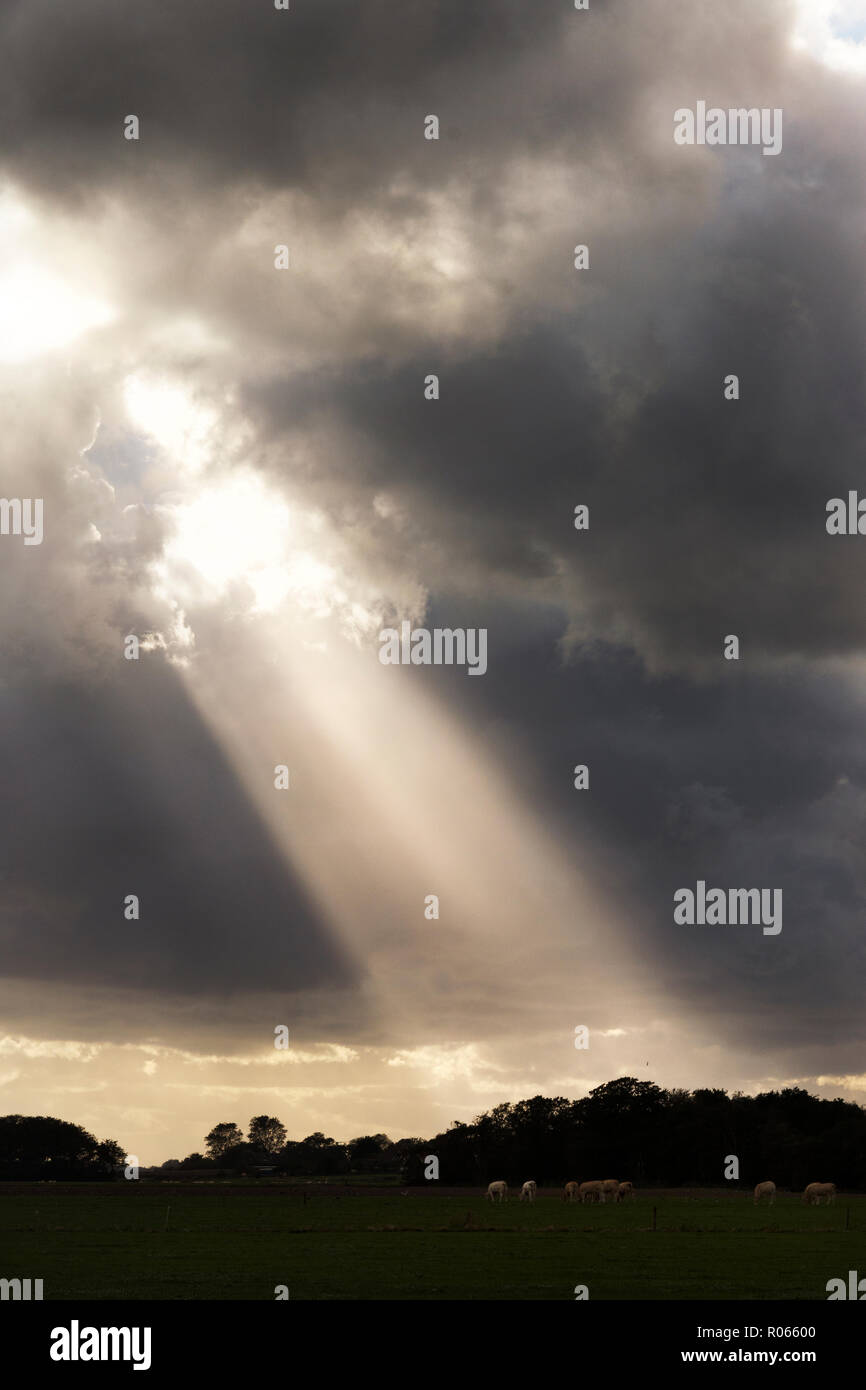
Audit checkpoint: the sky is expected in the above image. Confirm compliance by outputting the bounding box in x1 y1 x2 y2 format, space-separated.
1 0 866 1164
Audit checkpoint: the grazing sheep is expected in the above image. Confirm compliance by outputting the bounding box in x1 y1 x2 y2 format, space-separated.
579 1180 604 1203
803 1181 835 1206
753 1181 776 1205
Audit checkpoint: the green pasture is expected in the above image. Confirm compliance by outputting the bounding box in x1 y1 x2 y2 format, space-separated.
0 1187 860 1300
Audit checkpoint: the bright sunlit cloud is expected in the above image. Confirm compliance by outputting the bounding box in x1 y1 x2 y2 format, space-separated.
123 373 218 476
0 263 114 364
122 369 384 626
157 470 293 611
152 463 354 621
123 372 350 618
0 188 116 363
792 0 866 72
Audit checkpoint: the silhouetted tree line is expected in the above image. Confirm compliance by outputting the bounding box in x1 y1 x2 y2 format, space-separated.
0 1115 123 1180
180 1079 866 1189
197 1079 866 1188
398 1079 866 1189
6 1079 866 1186
180 1119 422 1177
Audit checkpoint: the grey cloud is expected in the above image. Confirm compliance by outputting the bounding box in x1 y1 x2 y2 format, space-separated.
0 0 791 212
0 661 356 995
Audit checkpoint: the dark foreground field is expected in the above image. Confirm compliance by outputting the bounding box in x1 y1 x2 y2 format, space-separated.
1 1184 862 1300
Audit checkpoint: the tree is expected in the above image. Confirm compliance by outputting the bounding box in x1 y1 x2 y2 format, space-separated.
248 1116 287 1155
204 1122 244 1160
347 1134 391 1173
0 1115 124 1180
281 1133 349 1175
221 1142 265 1171
96 1139 125 1172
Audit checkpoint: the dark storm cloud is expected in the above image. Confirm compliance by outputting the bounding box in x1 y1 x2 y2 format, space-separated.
0 660 356 994
245 146 866 672
0 0 590 204
0 0 789 210
244 323 605 590
443 622 866 1050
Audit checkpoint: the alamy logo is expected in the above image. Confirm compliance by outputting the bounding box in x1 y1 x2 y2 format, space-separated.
0 1277 43 1300
674 103 782 156
379 621 487 675
50 1320 152 1371
673 880 782 935
827 1271 866 1300
826 493 866 534
0 497 43 545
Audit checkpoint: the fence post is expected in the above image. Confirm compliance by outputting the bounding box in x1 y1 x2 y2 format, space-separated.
845 1205 850 1230
652 1205 657 1231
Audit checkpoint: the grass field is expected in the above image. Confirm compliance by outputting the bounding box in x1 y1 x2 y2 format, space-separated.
1 1184 861 1300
